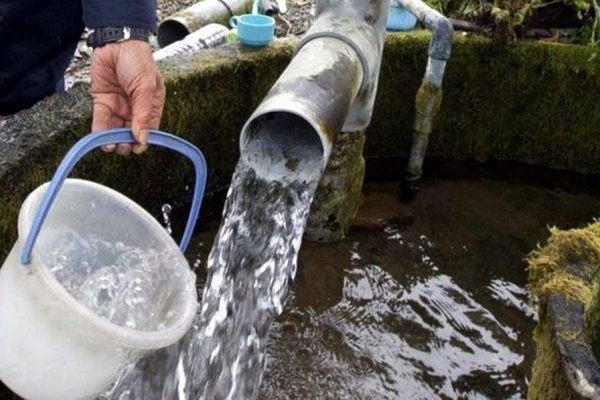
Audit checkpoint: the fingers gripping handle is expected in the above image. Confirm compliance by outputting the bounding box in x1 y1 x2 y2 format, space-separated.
20 129 207 265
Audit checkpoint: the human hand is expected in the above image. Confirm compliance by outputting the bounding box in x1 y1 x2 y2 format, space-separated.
90 40 165 155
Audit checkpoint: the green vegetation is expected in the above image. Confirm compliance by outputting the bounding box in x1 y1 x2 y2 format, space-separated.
424 0 600 45
3 34 600 261
527 222 600 398
527 304 579 400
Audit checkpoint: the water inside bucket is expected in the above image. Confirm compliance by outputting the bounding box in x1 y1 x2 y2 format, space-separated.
27 180 195 333
37 226 190 331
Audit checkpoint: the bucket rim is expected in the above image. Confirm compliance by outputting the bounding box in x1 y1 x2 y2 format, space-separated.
17 179 198 349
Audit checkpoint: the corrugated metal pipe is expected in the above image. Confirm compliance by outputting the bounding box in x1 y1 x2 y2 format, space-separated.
153 24 229 61
398 0 453 201
239 0 389 183
157 0 253 48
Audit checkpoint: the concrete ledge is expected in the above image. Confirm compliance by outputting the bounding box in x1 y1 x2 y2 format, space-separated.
1 33 600 260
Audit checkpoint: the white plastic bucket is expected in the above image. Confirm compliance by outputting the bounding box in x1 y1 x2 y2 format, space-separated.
0 130 207 400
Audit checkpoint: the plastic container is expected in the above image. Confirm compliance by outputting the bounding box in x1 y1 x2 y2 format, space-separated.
0 129 207 400
387 2 417 31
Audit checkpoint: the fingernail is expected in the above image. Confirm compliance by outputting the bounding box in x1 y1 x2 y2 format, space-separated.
102 144 116 152
133 144 149 155
139 129 149 145
116 144 131 156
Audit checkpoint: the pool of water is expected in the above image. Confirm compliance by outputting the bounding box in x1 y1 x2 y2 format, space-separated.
188 177 600 399
2 175 600 399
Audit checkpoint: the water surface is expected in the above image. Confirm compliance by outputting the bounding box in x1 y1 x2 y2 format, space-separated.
2 176 600 399
191 177 600 399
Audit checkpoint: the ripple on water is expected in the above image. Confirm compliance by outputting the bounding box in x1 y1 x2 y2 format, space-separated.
262 261 532 400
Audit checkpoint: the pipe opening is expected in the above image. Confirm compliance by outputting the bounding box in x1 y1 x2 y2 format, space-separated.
158 20 191 48
241 112 326 184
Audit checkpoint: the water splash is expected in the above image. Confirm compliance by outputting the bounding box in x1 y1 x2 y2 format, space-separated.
180 160 319 399
162 204 173 236
103 159 320 399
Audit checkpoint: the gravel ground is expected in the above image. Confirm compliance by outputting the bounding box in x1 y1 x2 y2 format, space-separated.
65 0 314 87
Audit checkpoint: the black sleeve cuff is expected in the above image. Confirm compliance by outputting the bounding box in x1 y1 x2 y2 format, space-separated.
82 0 157 33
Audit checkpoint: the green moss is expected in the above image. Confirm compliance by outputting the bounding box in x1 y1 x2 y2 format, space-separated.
528 224 600 302
528 302 579 400
414 80 443 133
371 32 600 174
527 221 600 398
3 34 600 260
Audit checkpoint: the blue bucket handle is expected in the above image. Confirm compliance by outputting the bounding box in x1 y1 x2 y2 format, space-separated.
20 128 207 265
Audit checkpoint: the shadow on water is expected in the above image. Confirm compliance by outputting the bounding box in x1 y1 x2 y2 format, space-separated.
2 171 600 399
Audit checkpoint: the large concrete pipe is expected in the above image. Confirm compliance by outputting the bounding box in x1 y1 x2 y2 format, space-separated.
239 0 389 184
157 0 253 48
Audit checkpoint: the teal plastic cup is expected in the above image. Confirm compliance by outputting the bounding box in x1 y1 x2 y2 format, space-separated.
229 14 275 47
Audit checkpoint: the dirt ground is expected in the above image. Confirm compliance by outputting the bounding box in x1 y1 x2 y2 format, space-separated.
157 0 314 36
65 0 314 87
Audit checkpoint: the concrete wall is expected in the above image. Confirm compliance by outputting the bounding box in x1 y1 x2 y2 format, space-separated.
1 33 600 259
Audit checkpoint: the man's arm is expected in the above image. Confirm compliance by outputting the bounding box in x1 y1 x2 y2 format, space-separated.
82 0 166 156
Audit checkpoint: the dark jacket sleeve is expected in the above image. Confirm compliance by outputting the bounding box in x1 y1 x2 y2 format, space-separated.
0 0 84 115
81 0 157 33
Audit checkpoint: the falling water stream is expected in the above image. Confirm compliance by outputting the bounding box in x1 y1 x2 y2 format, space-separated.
100 158 321 399
179 160 320 399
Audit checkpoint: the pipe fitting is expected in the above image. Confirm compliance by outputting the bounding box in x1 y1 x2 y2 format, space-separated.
398 0 453 201
295 0 389 131
396 0 453 62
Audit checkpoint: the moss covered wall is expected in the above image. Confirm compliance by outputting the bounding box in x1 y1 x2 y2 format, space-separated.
370 33 600 173
1 34 600 262
0 90 93 262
